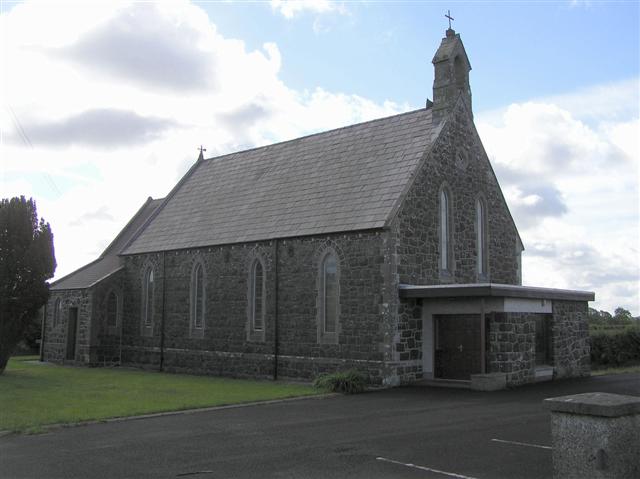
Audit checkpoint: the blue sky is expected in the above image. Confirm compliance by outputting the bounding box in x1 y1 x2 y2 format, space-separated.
198 1 640 110
1 0 639 314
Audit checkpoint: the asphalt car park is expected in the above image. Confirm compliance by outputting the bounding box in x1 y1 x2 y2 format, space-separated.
1 373 638 479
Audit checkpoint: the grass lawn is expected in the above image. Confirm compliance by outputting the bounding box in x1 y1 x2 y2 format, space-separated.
0 356 317 433
591 364 640 376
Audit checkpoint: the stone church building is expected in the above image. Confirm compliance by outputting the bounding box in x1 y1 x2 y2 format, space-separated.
41 29 593 388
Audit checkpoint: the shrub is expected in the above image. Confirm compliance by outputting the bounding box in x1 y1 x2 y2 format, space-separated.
591 330 640 369
313 369 367 394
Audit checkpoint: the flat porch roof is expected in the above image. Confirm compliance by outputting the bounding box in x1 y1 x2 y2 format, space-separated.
398 283 595 302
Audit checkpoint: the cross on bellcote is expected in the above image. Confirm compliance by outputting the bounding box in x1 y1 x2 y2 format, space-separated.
445 10 454 30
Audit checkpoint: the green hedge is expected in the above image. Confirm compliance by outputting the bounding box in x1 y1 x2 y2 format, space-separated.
591 330 640 369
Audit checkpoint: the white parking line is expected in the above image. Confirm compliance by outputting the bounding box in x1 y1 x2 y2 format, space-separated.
376 456 480 479
490 438 552 450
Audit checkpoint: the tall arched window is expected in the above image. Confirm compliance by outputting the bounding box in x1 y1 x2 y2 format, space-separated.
191 263 205 331
106 291 118 328
143 267 154 326
251 260 265 331
476 197 488 277
53 298 62 328
321 253 338 334
439 188 451 272
247 257 266 342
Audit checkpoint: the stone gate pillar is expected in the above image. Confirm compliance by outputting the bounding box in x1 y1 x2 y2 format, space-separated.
543 392 640 479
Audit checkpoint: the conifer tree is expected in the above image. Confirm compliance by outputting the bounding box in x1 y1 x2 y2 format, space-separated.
0 196 56 373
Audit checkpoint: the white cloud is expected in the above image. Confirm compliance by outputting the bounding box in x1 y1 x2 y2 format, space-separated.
1 0 404 285
477 88 639 314
2 1 637 317
270 0 346 19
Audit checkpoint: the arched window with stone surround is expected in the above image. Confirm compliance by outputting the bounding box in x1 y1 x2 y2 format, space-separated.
106 291 118 329
439 186 452 273
250 259 265 331
53 297 62 328
317 249 339 344
476 197 488 278
142 266 154 327
247 256 266 342
191 262 205 332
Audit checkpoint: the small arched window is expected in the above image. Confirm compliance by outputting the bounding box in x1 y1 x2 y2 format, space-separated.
250 259 265 331
321 253 338 334
476 197 488 277
191 263 205 331
53 298 62 328
439 188 451 272
106 291 118 328
143 267 154 326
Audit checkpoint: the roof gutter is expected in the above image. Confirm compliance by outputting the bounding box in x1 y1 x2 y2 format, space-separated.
398 283 595 302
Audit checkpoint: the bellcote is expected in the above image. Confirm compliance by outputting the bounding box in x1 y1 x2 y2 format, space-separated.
431 28 472 123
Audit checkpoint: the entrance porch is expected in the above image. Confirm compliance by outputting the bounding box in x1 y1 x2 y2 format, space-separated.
398 283 594 388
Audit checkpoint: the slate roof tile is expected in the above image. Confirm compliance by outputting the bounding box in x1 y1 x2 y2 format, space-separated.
124 108 433 254
52 198 163 290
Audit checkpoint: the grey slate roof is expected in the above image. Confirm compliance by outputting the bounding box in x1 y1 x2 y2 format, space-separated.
123 108 434 254
51 197 163 290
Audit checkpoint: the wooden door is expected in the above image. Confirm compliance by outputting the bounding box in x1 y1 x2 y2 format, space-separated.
66 307 78 360
435 315 481 380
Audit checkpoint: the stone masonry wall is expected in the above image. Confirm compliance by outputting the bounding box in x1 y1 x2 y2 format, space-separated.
394 298 423 383
391 102 521 287
42 289 92 363
552 300 590 379
489 312 537 386
90 270 125 365
385 101 522 383
120 231 389 383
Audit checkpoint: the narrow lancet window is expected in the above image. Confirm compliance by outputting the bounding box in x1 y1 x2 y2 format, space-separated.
439 188 450 271
143 267 154 326
476 198 487 277
53 298 62 328
251 260 265 331
106 291 118 328
191 263 205 330
322 253 338 334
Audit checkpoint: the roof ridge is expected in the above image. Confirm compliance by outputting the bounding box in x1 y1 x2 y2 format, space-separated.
119 159 204 255
99 196 160 258
203 107 429 163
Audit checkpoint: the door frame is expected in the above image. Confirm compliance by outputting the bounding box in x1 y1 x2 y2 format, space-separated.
422 298 493 380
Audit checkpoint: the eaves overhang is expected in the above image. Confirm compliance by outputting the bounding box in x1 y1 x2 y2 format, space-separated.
398 283 595 302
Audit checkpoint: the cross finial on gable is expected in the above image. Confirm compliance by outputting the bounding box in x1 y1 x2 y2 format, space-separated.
198 145 206 161
445 10 454 30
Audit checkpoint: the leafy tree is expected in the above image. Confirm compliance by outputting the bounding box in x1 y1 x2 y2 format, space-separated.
0 197 56 374
614 307 633 322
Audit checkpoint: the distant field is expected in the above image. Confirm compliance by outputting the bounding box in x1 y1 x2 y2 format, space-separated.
0 356 316 433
